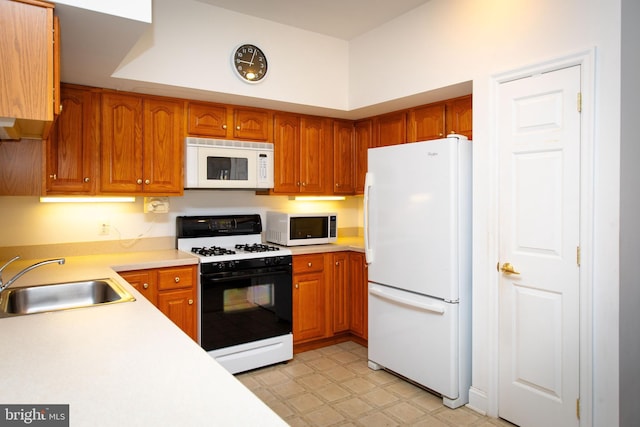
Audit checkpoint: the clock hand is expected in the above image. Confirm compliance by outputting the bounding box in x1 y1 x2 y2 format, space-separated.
249 48 257 66
236 59 253 65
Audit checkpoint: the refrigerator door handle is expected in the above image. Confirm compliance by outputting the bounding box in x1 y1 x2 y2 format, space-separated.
369 286 445 314
364 172 374 264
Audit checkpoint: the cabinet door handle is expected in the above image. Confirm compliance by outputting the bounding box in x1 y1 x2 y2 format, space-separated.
174 276 180 283
222 124 227 130
335 261 339 266
83 177 90 183
136 179 143 185
188 299 193 305
143 283 149 289
49 174 57 180
307 262 312 267
295 283 299 289
236 125 241 130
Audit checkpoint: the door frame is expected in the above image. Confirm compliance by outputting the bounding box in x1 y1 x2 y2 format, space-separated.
486 49 596 426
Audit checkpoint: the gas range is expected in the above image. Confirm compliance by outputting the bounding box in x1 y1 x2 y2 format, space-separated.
176 214 292 263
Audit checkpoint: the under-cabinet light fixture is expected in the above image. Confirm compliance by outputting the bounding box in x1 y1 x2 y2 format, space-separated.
291 196 346 201
39 196 136 203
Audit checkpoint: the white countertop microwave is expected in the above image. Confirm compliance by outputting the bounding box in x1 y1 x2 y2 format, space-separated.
185 137 274 189
266 211 338 246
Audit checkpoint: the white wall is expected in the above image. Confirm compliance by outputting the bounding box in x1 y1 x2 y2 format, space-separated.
113 0 350 112
0 193 362 247
53 0 152 22
350 0 621 424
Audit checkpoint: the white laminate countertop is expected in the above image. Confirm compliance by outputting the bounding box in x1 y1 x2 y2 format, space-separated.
0 251 287 426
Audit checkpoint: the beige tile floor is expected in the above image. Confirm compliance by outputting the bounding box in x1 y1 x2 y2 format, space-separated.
236 341 515 426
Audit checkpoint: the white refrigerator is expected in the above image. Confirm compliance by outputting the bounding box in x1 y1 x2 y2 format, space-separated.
364 134 472 409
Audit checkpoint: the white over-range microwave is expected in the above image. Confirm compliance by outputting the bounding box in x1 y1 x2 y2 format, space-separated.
185 137 274 189
266 211 338 246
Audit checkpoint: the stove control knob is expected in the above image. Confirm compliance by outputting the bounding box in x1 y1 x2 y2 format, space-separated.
227 261 236 269
264 258 272 266
217 263 225 271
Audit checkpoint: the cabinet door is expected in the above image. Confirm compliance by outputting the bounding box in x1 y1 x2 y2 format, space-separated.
374 112 406 147
100 92 143 193
186 102 228 137
46 85 99 194
142 98 184 194
233 108 270 141
119 270 157 305
332 252 350 333
333 120 355 195
157 288 197 341
293 272 326 343
349 252 368 340
273 113 301 193
0 0 54 123
354 119 372 194
446 95 472 139
408 103 446 142
300 116 331 194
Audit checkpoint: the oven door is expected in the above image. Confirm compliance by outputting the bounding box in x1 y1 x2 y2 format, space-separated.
200 266 292 351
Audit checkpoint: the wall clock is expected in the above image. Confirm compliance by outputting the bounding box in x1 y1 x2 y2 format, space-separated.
232 44 268 83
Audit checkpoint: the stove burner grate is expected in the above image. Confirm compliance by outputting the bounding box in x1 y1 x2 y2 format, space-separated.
235 243 280 253
191 246 236 257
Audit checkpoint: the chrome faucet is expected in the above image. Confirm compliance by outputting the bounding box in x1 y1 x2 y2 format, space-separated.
0 256 66 293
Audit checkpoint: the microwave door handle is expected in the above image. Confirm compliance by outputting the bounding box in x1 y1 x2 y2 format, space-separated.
364 172 374 264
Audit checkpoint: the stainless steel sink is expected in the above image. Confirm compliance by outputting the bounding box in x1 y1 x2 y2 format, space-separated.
0 278 136 317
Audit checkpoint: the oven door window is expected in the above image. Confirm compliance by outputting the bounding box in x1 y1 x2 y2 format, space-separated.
200 269 292 351
206 156 249 181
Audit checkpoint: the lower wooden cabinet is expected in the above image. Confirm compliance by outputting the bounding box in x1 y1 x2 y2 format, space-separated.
119 265 197 341
292 254 328 344
292 251 368 350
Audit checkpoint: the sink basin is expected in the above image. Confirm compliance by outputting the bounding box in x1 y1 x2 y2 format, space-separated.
0 278 136 317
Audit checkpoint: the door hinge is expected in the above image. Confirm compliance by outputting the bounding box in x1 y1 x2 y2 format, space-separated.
576 398 581 419
577 92 582 113
577 246 581 266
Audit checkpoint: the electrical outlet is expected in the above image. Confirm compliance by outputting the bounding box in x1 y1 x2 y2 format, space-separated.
99 222 110 235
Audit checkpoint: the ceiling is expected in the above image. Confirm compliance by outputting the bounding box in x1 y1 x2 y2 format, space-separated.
194 0 432 40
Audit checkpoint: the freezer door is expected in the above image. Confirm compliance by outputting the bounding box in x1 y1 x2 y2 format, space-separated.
365 137 471 300
368 283 459 399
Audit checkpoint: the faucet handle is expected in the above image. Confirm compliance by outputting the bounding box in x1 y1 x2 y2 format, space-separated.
0 256 20 274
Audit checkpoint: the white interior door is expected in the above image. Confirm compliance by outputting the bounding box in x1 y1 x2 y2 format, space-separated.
497 65 581 427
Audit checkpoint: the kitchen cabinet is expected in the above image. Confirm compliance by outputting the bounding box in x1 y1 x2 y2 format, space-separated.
354 119 372 194
101 91 184 195
373 111 406 147
408 95 473 142
0 139 43 195
186 101 272 141
445 95 473 140
349 252 368 340
119 265 197 341
332 120 356 195
292 254 328 344
45 84 100 194
0 0 59 140
332 252 350 333
273 113 332 195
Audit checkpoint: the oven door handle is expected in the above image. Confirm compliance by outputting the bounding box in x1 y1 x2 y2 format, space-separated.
202 270 291 282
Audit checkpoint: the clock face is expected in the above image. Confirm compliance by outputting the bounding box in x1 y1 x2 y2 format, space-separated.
232 44 268 83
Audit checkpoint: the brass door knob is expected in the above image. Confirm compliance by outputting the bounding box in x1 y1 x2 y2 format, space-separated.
499 262 520 275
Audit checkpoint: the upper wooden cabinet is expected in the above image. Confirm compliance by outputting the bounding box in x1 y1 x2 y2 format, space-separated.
445 95 473 139
186 101 271 141
272 113 332 195
354 119 372 194
0 0 59 140
332 120 355 195
373 111 406 147
45 84 100 195
101 91 184 195
408 95 472 142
